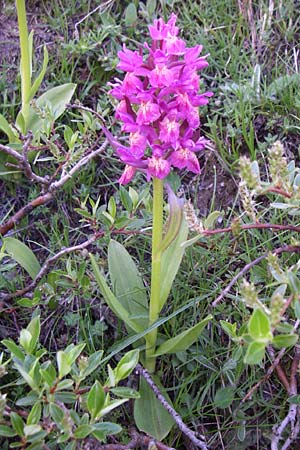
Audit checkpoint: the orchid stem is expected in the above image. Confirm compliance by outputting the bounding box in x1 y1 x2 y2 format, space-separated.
145 177 164 373
16 0 31 131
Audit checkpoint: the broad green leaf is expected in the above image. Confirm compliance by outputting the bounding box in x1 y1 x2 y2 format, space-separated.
0 113 16 142
92 422 122 442
64 343 85 366
90 254 143 332
87 381 105 419
73 424 93 439
214 386 235 409
114 349 139 383
26 316 41 354
125 3 137 26
57 351 71 379
0 425 16 437
273 334 298 349
28 46 49 101
56 379 74 391
54 391 76 403
26 83 76 135
248 308 272 343
40 363 56 386
27 402 41 425
2 339 25 361
159 218 188 311
11 412 25 437
3 237 41 279
108 240 148 328
19 330 33 353
110 387 140 399
24 424 42 437
49 403 64 424
14 362 36 390
98 398 128 417
244 341 266 365
153 315 212 356
134 376 174 440
80 350 103 378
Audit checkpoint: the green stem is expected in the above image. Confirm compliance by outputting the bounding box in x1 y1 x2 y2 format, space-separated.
16 0 31 130
145 177 164 373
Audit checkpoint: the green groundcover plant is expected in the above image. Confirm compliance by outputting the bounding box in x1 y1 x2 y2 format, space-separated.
1 2 300 449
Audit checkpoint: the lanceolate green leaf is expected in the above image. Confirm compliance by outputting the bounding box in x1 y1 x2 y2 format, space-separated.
134 376 174 440
28 45 49 101
3 237 41 279
153 315 212 357
90 254 143 333
108 240 148 328
159 218 188 311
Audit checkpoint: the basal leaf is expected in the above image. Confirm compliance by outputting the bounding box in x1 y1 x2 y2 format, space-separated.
3 237 41 279
90 254 143 332
134 376 174 440
153 315 212 357
108 240 148 328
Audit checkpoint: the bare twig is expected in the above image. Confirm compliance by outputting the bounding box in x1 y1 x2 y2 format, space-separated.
271 346 300 450
0 140 108 236
0 232 104 302
212 245 300 307
74 0 114 38
0 135 49 185
83 428 176 450
137 364 208 450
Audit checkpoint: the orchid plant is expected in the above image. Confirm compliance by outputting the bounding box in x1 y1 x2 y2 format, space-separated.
91 14 213 440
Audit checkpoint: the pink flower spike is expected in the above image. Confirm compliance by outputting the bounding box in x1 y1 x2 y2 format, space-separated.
147 157 171 179
149 63 174 88
136 101 160 125
169 147 200 173
129 131 147 158
117 45 143 72
164 34 186 55
119 165 137 184
159 115 180 145
122 73 143 95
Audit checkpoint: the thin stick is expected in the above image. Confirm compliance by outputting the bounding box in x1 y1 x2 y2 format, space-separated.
212 245 300 307
0 137 48 185
0 140 108 236
137 364 208 450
